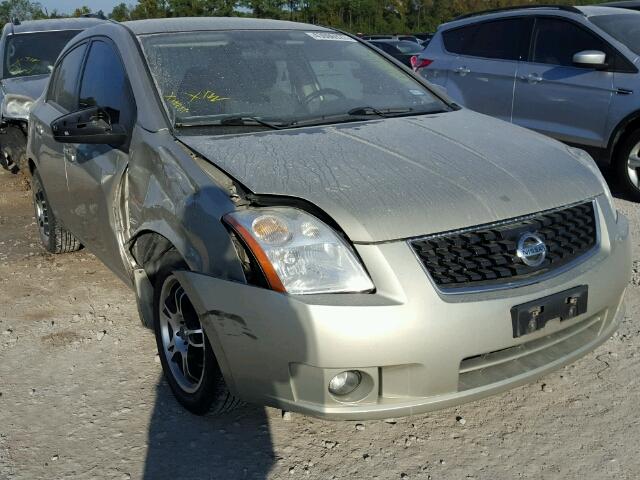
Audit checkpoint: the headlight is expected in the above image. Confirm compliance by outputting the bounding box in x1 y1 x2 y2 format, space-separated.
224 207 374 295
566 146 617 220
2 94 34 120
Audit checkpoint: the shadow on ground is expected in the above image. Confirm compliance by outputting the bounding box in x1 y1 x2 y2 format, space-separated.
144 375 276 480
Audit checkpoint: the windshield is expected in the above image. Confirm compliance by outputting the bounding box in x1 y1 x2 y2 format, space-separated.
590 14 640 55
139 30 447 129
4 30 81 78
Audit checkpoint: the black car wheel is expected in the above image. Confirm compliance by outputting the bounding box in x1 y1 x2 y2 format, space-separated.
153 251 241 415
31 169 82 253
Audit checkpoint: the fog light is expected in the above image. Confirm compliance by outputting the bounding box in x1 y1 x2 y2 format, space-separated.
328 370 362 396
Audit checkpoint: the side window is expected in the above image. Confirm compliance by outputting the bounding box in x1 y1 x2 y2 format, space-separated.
532 18 610 67
442 24 478 55
79 40 135 129
47 43 87 112
443 19 531 61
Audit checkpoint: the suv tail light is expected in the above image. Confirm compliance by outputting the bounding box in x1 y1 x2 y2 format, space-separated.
411 56 433 71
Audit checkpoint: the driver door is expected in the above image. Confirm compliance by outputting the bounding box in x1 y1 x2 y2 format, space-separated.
62 39 136 277
31 42 88 227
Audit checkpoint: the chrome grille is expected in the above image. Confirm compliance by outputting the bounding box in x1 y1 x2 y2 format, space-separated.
411 201 597 290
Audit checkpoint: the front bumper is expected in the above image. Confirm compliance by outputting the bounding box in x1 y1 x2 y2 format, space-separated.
177 199 631 420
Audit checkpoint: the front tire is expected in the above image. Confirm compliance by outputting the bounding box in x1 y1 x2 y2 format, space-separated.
615 129 640 201
2 125 28 175
31 170 82 254
153 252 240 415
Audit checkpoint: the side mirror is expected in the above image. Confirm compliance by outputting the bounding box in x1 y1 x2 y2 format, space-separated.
572 50 607 70
51 106 127 146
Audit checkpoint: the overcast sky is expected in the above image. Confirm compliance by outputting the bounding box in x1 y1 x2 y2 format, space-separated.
40 0 122 15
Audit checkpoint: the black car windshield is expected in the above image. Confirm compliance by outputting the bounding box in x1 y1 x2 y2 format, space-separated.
590 14 640 55
4 30 81 78
139 30 448 128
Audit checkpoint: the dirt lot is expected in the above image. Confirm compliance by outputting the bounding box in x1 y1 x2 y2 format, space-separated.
0 167 639 480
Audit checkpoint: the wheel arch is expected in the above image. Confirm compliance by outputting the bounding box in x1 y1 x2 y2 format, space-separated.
130 229 240 399
608 111 640 166
128 227 194 286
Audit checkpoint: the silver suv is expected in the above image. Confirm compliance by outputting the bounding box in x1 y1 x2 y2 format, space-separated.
417 5 640 200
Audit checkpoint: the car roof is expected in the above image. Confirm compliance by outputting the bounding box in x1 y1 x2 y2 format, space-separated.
579 5 640 16
122 17 332 35
6 17 105 34
600 1 640 8
441 5 633 29
371 39 408 44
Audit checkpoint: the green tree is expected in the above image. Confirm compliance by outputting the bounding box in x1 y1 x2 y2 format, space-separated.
165 0 237 17
0 0 45 23
241 0 286 18
110 2 131 21
72 5 91 16
130 0 168 19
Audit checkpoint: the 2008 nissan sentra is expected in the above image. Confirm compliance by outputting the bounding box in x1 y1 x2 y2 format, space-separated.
25 17 631 420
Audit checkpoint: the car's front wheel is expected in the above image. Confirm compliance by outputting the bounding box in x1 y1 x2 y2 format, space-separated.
615 129 640 201
153 252 240 415
31 170 82 254
2 125 28 175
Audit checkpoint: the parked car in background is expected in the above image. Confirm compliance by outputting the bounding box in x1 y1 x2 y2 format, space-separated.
362 34 422 44
369 39 424 67
0 17 104 174
414 32 434 46
601 1 640 11
27 17 629 420
417 5 640 200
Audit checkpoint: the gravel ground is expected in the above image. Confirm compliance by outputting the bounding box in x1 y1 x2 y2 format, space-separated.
0 167 639 480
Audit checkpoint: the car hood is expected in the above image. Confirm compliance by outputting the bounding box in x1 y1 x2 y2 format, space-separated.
2 74 48 100
178 109 604 243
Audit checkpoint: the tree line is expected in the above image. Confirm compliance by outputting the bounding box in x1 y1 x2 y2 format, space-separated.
0 0 611 34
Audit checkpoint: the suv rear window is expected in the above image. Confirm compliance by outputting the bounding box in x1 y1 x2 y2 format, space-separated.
442 18 531 61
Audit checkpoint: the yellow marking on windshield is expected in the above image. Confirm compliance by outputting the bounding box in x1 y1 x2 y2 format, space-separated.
164 93 189 114
9 57 41 75
185 90 229 104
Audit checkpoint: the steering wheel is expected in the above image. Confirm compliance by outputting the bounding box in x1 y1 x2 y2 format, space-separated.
302 88 346 106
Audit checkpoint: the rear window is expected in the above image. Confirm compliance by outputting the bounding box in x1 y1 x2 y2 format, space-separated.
442 18 531 61
394 41 424 54
590 13 640 55
4 30 81 78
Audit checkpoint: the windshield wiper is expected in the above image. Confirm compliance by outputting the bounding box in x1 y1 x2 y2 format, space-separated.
219 116 285 130
176 116 286 130
347 106 414 117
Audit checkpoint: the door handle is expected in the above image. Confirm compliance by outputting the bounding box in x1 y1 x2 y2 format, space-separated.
455 66 471 76
521 73 543 84
63 144 77 164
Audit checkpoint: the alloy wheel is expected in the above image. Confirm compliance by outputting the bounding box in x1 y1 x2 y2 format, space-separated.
159 275 206 394
627 141 640 191
33 183 50 242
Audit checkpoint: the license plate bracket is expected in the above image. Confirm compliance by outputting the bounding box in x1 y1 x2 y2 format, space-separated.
510 285 588 338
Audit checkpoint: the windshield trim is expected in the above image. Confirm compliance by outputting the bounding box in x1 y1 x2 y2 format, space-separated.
138 28 457 133
7 29 81 36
